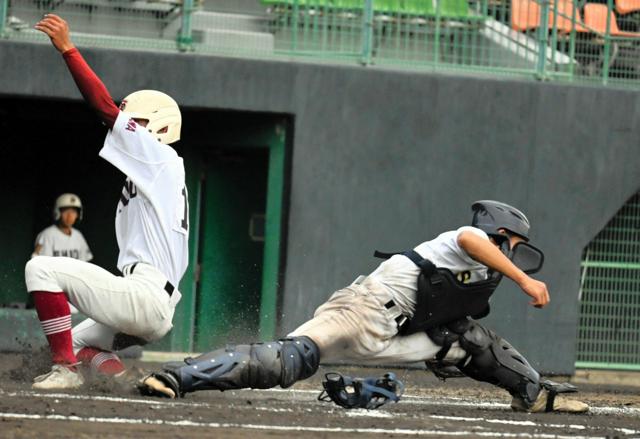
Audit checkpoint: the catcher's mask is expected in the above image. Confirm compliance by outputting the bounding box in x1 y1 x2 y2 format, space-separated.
318 372 405 409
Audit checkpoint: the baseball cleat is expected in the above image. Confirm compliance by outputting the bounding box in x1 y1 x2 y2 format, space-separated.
511 389 589 413
32 364 85 390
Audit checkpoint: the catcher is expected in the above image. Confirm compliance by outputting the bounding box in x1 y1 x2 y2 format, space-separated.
140 201 588 413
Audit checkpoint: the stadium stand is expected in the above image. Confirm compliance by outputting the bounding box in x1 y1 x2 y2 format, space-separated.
510 0 542 31
615 0 640 15
511 0 587 33
261 0 475 19
4 0 638 81
584 3 640 36
551 0 589 33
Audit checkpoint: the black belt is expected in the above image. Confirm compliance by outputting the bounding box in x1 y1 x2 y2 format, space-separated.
125 263 174 297
385 300 408 329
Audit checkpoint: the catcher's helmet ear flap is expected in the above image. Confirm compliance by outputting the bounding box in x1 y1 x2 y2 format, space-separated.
318 372 405 409
471 200 530 241
53 193 83 221
119 90 181 145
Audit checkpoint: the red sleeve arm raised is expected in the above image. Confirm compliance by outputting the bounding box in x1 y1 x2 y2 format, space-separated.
62 48 119 128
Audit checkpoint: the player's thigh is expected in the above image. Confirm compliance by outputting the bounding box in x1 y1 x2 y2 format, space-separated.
72 318 119 353
27 256 130 311
362 332 467 364
289 290 397 361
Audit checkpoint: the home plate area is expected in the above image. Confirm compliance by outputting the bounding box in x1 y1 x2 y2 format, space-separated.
2 356 640 438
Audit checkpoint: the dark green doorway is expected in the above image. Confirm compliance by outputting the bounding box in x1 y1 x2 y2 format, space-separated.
164 112 290 353
195 148 269 349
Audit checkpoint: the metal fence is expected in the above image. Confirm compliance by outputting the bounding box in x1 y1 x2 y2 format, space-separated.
1 0 639 86
576 192 640 370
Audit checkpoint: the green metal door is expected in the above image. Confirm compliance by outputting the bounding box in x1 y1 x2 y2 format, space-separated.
156 115 287 353
194 149 269 350
576 191 640 370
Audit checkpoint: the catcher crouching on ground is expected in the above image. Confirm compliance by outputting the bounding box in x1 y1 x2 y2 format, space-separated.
139 213 586 410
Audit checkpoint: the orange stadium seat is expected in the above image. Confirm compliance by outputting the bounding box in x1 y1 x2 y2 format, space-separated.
511 0 541 31
511 0 587 32
549 0 588 33
615 0 640 15
584 3 640 37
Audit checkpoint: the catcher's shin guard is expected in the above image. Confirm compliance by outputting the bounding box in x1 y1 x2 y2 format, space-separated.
154 336 320 396
456 322 542 407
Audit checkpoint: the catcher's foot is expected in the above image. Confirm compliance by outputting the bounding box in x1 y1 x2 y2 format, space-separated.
33 364 84 390
511 389 589 413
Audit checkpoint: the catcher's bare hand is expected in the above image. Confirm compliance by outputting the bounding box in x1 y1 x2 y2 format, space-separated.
519 277 550 308
138 375 177 398
35 14 74 53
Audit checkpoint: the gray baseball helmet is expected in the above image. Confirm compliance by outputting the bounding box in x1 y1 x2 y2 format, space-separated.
471 200 530 241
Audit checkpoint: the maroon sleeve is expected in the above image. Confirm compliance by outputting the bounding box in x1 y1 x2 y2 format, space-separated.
62 48 119 128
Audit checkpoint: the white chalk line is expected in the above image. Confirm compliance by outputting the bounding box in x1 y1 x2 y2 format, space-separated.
0 411 607 438
343 409 395 418
430 415 640 436
0 389 209 408
3 387 640 435
262 388 627 416
5 387 640 417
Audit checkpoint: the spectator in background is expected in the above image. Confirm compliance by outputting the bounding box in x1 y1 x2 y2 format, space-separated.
33 193 93 262
32 193 93 314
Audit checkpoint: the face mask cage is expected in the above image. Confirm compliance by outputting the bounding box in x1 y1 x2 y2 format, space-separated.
489 233 511 254
318 372 405 409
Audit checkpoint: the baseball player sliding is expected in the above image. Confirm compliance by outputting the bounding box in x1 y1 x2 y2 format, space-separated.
141 201 588 413
27 14 189 389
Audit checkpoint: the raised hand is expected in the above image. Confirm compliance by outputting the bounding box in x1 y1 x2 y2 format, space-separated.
35 14 74 53
519 276 550 308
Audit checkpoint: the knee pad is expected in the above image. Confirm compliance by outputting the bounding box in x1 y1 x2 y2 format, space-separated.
279 336 320 387
425 318 472 347
457 322 541 406
160 336 320 395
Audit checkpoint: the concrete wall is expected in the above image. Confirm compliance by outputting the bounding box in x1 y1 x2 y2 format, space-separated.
1 41 639 373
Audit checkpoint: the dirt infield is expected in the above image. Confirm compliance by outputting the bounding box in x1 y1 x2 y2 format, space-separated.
2 352 640 438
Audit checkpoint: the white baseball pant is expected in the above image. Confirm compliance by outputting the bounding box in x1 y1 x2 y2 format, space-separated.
289 277 467 365
25 256 180 353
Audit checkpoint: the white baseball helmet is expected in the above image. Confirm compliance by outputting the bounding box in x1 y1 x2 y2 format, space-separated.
54 193 83 221
119 90 182 145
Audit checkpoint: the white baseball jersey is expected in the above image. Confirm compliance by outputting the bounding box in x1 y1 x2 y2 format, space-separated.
35 225 93 261
367 226 490 316
99 111 189 288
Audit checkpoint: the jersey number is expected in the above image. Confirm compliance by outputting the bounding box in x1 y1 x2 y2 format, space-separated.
180 187 189 232
120 180 137 206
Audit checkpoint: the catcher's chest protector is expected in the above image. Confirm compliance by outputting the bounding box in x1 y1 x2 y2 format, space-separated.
374 250 502 334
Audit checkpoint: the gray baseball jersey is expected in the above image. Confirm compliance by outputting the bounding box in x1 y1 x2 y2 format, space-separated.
367 226 490 315
35 225 93 261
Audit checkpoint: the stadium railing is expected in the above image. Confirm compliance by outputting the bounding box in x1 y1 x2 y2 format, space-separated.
1 0 639 87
